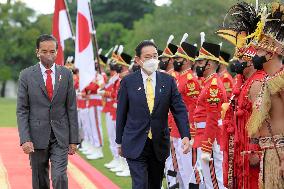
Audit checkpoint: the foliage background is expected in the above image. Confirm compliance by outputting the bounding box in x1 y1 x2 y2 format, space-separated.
0 0 263 96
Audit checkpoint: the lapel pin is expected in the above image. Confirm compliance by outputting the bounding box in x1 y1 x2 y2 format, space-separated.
138 87 141 90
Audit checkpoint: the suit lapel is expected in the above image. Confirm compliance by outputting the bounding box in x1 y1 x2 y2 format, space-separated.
52 65 61 101
152 71 161 114
136 71 150 115
34 64 49 99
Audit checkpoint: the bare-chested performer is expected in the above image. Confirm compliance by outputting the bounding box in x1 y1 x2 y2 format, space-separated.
243 2 284 189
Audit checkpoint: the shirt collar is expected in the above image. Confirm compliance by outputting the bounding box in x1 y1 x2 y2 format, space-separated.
39 62 56 74
141 69 156 82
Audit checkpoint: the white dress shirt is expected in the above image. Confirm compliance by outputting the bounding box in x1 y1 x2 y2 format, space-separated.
141 70 156 96
39 62 56 89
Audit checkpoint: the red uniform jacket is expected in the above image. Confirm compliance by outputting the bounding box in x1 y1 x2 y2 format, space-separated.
220 70 234 99
170 69 200 138
193 73 227 153
74 74 87 109
84 72 107 107
102 74 119 114
167 69 179 131
110 78 121 120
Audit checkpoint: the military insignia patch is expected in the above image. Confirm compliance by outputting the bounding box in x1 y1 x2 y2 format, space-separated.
186 82 199 96
209 88 218 97
187 83 195 91
207 87 220 103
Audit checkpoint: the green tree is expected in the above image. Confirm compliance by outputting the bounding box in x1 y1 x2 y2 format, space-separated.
0 2 52 96
67 0 156 29
123 0 236 54
96 22 129 51
0 65 12 97
122 0 261 54
64 0 156 56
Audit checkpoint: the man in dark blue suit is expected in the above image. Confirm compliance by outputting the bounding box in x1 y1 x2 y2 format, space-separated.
116 40 191 189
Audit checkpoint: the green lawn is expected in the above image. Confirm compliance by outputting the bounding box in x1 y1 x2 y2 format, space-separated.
79 113 132 189
0 98 17 127
0 98 132 188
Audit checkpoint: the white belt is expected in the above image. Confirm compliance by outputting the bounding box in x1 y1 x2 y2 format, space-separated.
77 96 85 100
195 120 222 129
88 95 102 100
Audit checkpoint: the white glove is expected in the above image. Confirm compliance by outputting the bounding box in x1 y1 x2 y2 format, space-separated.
201 152 212 162
96 74 104 86
189 138 194 147
113 103 117 108
97 89 105 96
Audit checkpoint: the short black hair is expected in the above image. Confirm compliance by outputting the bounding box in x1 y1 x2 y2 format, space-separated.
36 34 58 49
135 40 157 57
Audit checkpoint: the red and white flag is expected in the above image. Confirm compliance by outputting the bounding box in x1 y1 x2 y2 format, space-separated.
75 0 96 91
52 0 73 65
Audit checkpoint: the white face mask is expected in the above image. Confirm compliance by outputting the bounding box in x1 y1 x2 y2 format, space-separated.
142 59 159 74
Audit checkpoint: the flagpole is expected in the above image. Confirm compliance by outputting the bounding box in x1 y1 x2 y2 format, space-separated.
88 1 101 74
63 0 75 39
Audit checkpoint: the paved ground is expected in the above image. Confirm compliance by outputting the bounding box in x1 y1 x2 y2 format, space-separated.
0 127 120 189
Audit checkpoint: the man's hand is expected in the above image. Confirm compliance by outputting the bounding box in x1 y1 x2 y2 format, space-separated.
249 154 260 166
22 141 34 154
97 89 105 96
182 137 191 154
118 146 122 157
68 144 77 155
96 74 104 86
201 152 212 162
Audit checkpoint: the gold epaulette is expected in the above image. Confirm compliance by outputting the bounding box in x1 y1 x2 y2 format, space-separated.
187 73 193 80
224 73 228 78
211 78 217 85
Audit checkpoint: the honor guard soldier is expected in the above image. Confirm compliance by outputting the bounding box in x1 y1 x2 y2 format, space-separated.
193 42 227 189
171 33 203 189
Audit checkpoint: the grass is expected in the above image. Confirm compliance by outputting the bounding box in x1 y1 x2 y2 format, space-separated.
0 98 132 188
79 113 132 189
0 98 17 127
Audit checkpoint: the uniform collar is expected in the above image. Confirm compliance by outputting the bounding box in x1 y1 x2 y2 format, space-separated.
180 68 192 76
204 73 216 83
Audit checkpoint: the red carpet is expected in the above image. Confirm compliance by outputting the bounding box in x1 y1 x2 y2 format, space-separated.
0 127 120 189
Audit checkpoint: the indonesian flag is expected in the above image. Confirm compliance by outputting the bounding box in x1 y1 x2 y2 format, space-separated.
52 0 73 65
75 0 96 91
